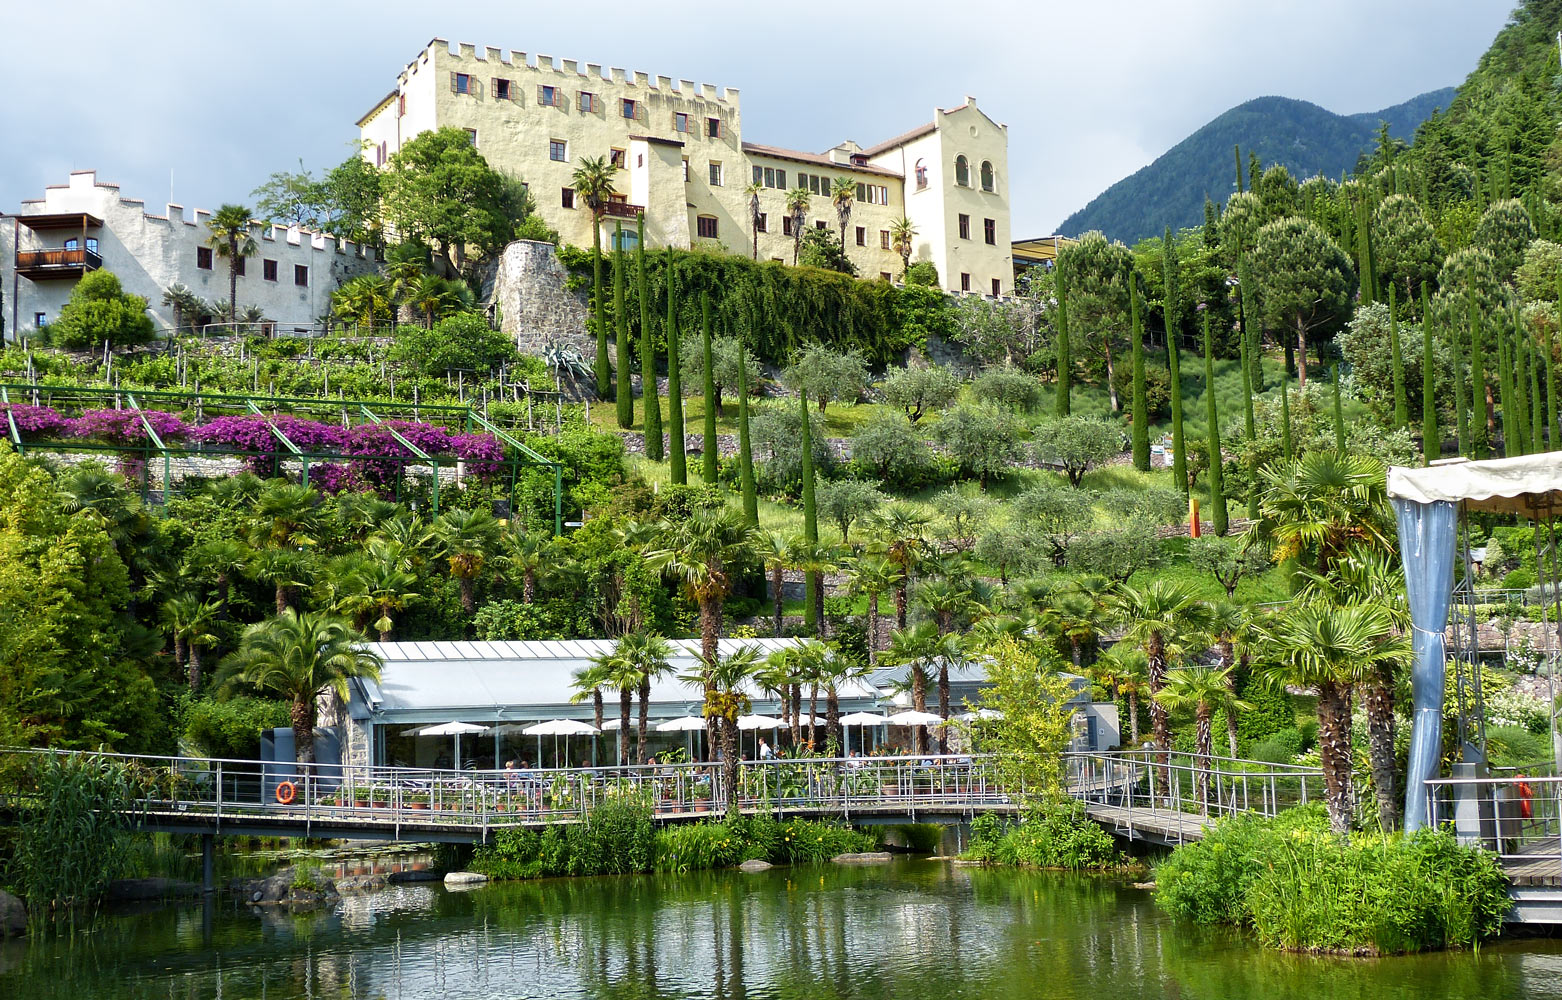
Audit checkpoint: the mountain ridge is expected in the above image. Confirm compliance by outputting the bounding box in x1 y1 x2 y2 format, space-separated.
1056 87 1456 244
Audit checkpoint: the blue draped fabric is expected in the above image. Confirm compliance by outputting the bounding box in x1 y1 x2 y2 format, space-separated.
1394 497 1458 832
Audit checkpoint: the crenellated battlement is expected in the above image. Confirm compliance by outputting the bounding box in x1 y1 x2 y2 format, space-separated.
398 37 740 104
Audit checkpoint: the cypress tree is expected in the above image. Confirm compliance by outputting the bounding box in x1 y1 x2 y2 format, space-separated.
1499 315 1517 456
799 388 819 631
614 225 633 428
1164 229 1187 492
737 333 758 526
1280 376 1294 461
1451 305 1468 457
1130 272 1150 471
1469 289 1488 458
1055 259 1072 416
1203 313 1228 535
1237 293 1258 519
701 295 719 485
1332 362 1347 452
1421 282 1438 463
665 261 687 484
638 218 663 461
1388 285 1408 429
1238 254 1264 392
1234 144 1244 193
1529 329 1544 454
1356 201 1376 306
1546 319 1558 451
593 219 610 399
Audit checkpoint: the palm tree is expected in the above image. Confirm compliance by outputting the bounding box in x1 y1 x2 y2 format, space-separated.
1205 601 1250 758
868 504 934 630
623 631 674 764
571 155 619 248
844 554 899 664
1249 452 1391 582
215 609 383 765
592 642 640 766
247 548 314 616
384 251 427 323
188 538 250 619
333 554 420 641
785 187 811 264
1155 665 1252 807
884 622 957 754
744 180 764 260
697 644 763 817
917 575 976 752
245 481 321 552
1112 580 1213 757
831 177 855 259
1042 586 1110 669
500 523 551 604
570 661 610 732
206 204 257 323
792 640 832 750
161 283 201 336
331 275 393 329
426 508 503 615
889 217 917 278
790 539 840 637
1254 601 1394 834
755 531 797 636
160 595 219 691
755 657 796 745
1092 645 1148 745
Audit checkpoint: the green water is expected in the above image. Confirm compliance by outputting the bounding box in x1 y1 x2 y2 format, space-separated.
2 860 1557 998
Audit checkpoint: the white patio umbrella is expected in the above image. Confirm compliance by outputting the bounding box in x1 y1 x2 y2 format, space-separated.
955 709 1003 722
521 719 600 768
838 712 891 756
737 714 783 759
885 710 944 726
656 715 710 761
415 721 490 770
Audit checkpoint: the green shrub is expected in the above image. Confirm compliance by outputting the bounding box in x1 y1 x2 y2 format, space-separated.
1248 727 1304 764
49 270 155 349
1502 568 1537 590
905 261 940 287
963 801 1121 870
386 314 517 378
182 697 291 760
1155 805 1510 954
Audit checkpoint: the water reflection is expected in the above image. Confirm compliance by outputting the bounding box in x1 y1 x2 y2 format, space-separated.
1 861 1560 999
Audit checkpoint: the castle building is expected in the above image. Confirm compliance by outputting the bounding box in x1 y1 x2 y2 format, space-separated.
358 40 1013 296
1 171 379 341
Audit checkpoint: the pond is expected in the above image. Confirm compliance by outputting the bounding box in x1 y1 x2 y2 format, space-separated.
2 859 1559 998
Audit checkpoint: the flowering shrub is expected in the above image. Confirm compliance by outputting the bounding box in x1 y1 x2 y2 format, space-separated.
2 405 71 438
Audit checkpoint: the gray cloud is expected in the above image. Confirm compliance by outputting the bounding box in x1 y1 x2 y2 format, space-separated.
0 0 1512 238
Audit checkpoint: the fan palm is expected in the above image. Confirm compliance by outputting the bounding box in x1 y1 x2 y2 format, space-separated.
1042 586 1111 669
889 217 917 278
697 644 763 817
188 538 250 618
884 622 958 754
1249 451 1392 581
755 531 798 636
1254 601 1395 834
744 180 764 260
1155 665 1252 807
917 575 978 751
161 283 202 336
206 204 257 323
622 631 674 764
1092 645 1149 745
844 554 900 663
831 177 855 257
784 187 811 264
868 504 935 629
591 642 640 766
1205 601 1251 757
215 609 382 765
500 523 552 604
790 539 840 637
569 661 611 732
1111 580 1213 755
333 554 420 641
159 595 220 692
426 508 503 615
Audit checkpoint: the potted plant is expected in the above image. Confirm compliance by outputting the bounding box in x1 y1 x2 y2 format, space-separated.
408 791 430 810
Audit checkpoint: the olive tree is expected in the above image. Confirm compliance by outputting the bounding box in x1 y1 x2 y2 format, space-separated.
679 334 763 416
1030 416 1124 487
879 364 960 423
782 344 869 413
850 413 932 487
969 365 1044 412
929 404 1023 489
814 479 887 544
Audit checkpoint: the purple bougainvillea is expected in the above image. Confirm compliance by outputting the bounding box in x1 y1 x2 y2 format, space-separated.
1 405 70 439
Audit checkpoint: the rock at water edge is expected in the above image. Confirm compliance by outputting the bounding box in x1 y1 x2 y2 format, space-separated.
443 872 489 885
0 891 24 937
831 852 894 864
738 859 774 873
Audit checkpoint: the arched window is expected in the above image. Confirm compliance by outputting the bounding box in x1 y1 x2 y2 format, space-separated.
612 227 640 253
980 161 995 192
914 159 928 190
954 155 970 187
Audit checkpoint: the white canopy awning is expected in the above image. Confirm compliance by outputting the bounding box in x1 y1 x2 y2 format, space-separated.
1388 453 1562 519
415 721 490 736
655 716 708 732
522 719 600 736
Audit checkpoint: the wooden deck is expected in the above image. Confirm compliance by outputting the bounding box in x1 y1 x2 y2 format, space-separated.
1083 803 1214 845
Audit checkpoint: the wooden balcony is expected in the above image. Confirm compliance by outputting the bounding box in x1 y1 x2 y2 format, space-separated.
16 247 102 279
600 201 644 221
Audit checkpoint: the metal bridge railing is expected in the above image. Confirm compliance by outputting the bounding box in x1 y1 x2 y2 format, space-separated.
1425 771 1562 869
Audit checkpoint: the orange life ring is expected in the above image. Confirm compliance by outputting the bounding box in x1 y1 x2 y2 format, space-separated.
275 780 297 805
1517 779 1534 820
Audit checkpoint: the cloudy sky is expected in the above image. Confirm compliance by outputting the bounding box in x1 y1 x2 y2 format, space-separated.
2 0 1514 237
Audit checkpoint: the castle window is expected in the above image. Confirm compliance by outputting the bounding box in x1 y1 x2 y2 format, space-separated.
880 230 890 250
707 117 724 138
782 216 793 236
621 98 637 118
981 160 995 192
452 73 475 95
697 215 719 239
539 84 562 107
579 91 599 113
263 259 278 282
294 264 309 287
756 213 768 233
610 148 626 168
674 112 691 133
561 188 575 209
960 272 971 291
197 247 213 270
958 214 970 240
984 218 996 245
954 155 970 187
855 226 866 246
465 128 478 147
492 78 511 101
914 159 927 190
992 278 1002 296
550 139 568 162
709 162 724 186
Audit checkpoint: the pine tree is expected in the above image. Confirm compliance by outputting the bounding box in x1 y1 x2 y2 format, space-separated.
665 259 687 484
593 219 610 399
1055 259 1072 416
1280 376 1294 460
614 226 633 428
638 217 663 460
737 333 758 526
799 388 819 631
1164 229 1187 493
1389 284 1408 429
1332 362 1347 452
701 295 719 485
1203 313 1228 535
1421 282 1438 463
1130 271 1150 471
1469 289 1489 458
